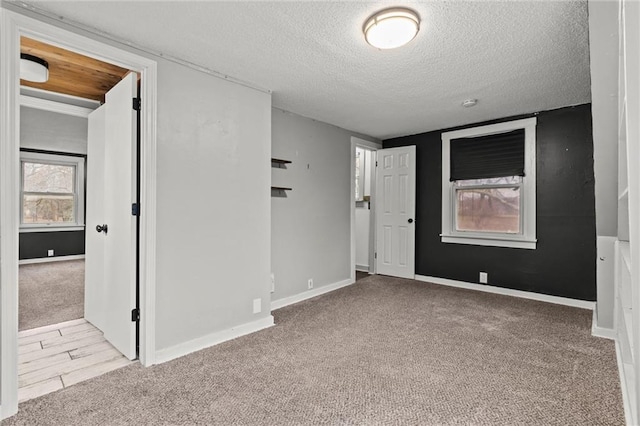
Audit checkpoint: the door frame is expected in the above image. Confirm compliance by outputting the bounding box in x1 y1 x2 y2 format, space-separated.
1 9 158 419
350 137 382 281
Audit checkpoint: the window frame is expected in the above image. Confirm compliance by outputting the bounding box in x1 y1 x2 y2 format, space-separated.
441 117 537 249
20 151 85 232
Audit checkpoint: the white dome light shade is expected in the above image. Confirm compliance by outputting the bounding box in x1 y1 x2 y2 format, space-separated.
20 53 49 83
363 8 420 50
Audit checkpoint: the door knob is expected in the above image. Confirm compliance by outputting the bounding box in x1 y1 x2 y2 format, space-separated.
96 224 108 234
408 218 414 223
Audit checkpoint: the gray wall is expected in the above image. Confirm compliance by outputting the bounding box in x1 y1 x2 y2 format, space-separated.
20 106 88 154
19 106 88 260
154 60 272 351
589 0 619 330
589 0 619 237
271 108 376 301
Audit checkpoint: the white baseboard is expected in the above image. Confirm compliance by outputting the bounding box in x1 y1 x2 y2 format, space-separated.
271 278 354 311
154 315 274 364
19 254 85 265
355 264 369 272
0 404 11 422
591 310 616 340
415 275 595 310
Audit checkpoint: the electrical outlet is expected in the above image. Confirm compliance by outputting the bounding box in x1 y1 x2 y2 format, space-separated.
47 249 54 257
479 272 488 284
308 279 314 289
270 273 275 293
253 298 261 314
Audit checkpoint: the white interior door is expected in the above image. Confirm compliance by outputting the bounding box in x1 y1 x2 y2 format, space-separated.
85 72 138 360
85 105 107 331
375 146 416 278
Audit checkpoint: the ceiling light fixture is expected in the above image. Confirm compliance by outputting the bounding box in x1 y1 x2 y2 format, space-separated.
20 53 49 83
462 99 478 108
363 7 420 50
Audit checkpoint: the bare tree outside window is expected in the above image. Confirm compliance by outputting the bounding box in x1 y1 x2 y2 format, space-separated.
454 176 521 234
22 162 76 224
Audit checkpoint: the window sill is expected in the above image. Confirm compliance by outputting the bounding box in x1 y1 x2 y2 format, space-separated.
440 234 537 250
20 225 85 233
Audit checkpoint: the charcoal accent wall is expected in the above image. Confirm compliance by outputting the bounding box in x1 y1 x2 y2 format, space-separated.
384 104 596 301
19 230 85 260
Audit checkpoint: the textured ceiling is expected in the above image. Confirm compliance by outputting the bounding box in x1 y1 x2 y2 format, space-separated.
18 1 591 139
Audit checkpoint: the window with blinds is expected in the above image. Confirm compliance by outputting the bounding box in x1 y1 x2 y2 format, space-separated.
449 129 525 234
441 118 537 249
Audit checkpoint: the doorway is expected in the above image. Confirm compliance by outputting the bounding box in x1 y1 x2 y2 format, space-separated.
355 146 376 274
1 9 158 419
16 37 138 403
350 137 382 281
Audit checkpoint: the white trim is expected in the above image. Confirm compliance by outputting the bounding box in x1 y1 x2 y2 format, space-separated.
20 94 94 117
19 254 85 265
19 225 84 233
440 235 537 250
0 7 20 419
350 136 382 283
441 117 537 249
355 264 369 272
271 278 354 311
415 275 595 310
155 316 274 364
1 10 158 418
591 310 616 340
21 86 101 109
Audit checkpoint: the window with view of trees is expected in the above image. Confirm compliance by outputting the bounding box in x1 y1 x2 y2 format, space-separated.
20 152 85 228
455 176 521 234
441 118 537 249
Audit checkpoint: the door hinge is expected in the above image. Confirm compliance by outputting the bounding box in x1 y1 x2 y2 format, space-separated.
132 97 141 111
132 203 140 216
375 161 378 167
131 308 140 322
375 252 377 259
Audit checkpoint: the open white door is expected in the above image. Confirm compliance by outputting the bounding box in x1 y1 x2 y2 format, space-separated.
85 105 107 331
375 146 416 279
85 72 138 360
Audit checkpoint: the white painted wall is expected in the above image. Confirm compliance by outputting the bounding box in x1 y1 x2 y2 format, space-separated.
364 149 372 196
271 108 375 301
20 106 87 154
355 207 370 270
155 59 272 351
589 0 619 330
355 147 373 271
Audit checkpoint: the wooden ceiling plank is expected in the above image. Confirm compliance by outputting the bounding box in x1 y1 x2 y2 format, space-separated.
20 36 129 102
21 37 128 76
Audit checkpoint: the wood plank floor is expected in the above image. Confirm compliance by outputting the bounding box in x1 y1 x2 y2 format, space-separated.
18 319 135 403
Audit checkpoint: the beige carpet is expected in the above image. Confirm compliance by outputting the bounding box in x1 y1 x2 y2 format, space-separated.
6 275 623 425
19 260 85 331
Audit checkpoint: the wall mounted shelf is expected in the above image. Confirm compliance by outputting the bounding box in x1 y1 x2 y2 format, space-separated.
271 158 292 165
271 158 292 195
